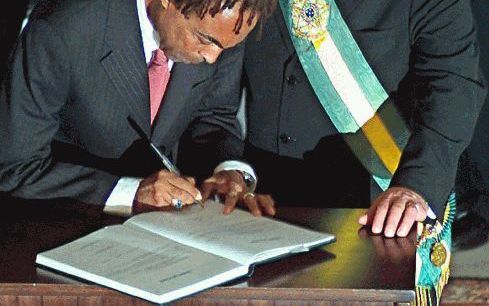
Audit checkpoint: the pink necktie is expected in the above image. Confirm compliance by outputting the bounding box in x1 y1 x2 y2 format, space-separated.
148 49 170 125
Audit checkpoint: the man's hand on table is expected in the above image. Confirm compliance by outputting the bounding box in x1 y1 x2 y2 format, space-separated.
200 170 276 217
358 186 429 238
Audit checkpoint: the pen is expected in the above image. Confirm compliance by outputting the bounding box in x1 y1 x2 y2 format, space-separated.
127 117 204 208
148 141 180 175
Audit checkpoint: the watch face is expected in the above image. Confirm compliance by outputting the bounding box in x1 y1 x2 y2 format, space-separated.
242 172 253 183
240 171 256 193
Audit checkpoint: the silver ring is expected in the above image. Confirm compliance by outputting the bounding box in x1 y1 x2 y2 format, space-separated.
171 198 183 210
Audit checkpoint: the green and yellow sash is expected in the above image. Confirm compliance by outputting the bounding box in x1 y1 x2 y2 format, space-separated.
279 0 454 304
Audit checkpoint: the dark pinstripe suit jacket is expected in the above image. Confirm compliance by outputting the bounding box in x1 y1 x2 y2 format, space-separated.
0 0 244 205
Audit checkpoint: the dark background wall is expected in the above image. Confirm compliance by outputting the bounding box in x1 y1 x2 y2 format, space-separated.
0 0 29 81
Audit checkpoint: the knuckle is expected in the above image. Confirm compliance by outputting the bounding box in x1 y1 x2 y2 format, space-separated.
164 186 174 195
404 208 415 218
392 202 405 210
172 188 184 198
377 201 390 211
406 205 418 214
384 190 396 199
158 170 169 179
227 188 240 198
229 181 243 193
182 194 194 204
190 187 200 198
154 190 166 201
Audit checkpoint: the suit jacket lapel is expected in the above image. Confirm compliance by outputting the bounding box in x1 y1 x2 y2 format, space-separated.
100 0 151 137
150 62 214 142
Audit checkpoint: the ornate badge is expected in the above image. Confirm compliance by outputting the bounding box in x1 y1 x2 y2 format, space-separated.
431 242 448 267
291 0 330 41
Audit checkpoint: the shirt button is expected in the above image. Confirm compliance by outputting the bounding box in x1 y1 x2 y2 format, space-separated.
280 133 296 144
286 75 297 85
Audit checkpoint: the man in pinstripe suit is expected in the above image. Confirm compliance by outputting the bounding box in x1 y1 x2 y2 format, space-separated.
0 0 276 215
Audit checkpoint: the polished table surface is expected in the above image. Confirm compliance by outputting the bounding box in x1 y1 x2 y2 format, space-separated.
0 196 416 305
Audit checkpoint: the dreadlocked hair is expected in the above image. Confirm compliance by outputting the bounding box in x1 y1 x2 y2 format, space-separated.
173 0 276 34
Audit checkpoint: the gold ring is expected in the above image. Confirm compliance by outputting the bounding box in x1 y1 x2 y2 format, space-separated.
243 192 255 200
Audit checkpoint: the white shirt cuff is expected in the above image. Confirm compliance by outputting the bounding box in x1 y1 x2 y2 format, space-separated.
104 177 142 216
214 160 257 193
214 160 256 179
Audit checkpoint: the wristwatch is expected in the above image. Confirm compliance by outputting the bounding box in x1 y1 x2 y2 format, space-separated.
237 170 256 193
213 160 257 194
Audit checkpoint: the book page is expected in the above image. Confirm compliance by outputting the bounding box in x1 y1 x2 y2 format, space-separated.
125 200 334 265
36 225 248 304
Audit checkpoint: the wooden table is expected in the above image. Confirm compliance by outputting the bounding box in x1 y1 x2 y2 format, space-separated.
0 196 416 305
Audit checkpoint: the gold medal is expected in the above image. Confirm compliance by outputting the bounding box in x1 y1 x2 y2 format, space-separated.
291 0 330 41
430 242 447 267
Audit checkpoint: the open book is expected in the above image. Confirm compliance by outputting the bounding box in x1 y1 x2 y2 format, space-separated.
36 200 335 304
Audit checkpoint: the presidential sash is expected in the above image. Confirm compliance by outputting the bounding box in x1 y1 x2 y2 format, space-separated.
279 0 454 304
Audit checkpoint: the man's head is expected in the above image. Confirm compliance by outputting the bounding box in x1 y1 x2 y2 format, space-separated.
147 0 276 64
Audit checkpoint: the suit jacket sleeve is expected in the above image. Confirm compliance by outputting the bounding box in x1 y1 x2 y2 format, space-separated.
390 0 487 218
177 44 245 181
0 18 118 205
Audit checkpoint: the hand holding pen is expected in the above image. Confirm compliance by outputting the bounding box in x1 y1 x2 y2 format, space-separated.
128 117 204 210
134 171 203 210
146 141 204 209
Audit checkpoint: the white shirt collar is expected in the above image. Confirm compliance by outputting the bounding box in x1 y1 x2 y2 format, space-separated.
137 0 173 69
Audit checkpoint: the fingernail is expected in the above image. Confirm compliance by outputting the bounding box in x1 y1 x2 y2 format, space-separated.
397 230 407 237
358 215 367 224
385 230 394 237
372 226 381 234
196 191 202 201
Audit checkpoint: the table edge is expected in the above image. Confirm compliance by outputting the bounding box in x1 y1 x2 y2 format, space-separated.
0 283 415 302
